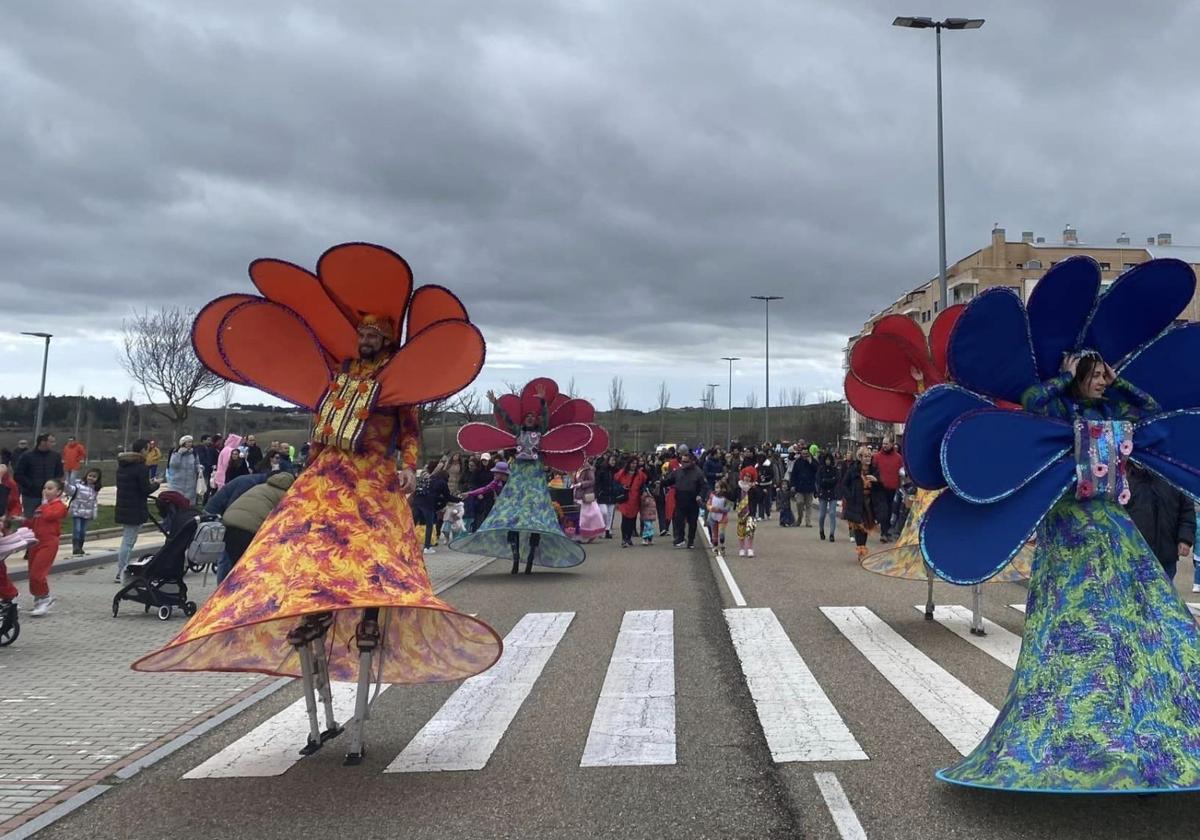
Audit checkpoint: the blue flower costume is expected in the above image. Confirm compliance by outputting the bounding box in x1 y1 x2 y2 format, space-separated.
906 256 1200 793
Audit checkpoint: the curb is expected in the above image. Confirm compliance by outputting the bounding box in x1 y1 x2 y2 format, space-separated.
9 543 162 582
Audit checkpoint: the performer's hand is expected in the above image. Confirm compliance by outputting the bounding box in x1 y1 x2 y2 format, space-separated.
397 468 416 494
486 389 498 404
1061 354 1079 375
1180 542 1193 558
1101 362 1117 386
909 366 924 382
535 384 546 399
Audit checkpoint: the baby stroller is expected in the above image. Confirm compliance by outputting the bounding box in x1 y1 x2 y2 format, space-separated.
0 528 35 647
112 491 199 621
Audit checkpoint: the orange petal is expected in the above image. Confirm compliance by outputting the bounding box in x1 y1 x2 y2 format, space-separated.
249 259 358 362
193 294 256 384
376 321 485 406
218 301 332 410
316 243 412 330
406 285 468 338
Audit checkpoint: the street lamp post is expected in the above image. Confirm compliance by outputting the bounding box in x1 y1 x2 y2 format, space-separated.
892 16 984 312
750 296 782 446
20 332 53 443
706 384 721 445
721 357 740 447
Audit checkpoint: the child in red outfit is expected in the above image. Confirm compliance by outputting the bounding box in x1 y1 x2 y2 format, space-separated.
26 479 67 617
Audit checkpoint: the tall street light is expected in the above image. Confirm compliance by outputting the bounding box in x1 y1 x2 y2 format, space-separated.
706 384 721 445
721 357 740 446
21 332 53 443
750 296 783 446
892 16 984 312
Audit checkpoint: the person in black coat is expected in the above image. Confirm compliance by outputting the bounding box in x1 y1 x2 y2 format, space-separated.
815 452 841 541
411 462 458 553
114 439 159 582
790 451 817 528
839 447 880 558
14 434 64 519
1126 463 1196 584
594 455 620 539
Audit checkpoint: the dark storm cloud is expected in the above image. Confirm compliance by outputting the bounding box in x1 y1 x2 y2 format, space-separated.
3 0 1199 406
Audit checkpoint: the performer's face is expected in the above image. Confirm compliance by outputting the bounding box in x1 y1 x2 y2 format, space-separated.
358 329 385 360
523 413 537 427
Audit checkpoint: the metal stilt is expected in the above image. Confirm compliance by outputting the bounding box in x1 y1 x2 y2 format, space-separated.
295 643 323 754
344 608 381 766
969 584 987 636
288 612 343 756
924 564 935 621
313 637 343 739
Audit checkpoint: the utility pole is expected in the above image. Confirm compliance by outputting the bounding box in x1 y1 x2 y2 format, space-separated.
73 386 84 440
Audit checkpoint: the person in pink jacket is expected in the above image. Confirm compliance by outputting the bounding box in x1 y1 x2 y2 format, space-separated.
211 433 243 491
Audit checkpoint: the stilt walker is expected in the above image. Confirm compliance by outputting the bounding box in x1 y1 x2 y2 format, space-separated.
909 256 1200 792
134 243 502 764
846 306 1031 631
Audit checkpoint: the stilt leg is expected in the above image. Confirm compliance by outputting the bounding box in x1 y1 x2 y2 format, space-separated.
288 612 342 756
969 584 987 636
295 644 323 754
312 636 343 741
923 564 935 621
344 608 381 766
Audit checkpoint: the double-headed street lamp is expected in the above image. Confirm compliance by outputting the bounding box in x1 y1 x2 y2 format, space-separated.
892 16 984 312
750 296 782 445
721 357 740 447
20 332 53 443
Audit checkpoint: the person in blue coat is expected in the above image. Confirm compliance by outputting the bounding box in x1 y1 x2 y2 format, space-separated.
790 449 817 528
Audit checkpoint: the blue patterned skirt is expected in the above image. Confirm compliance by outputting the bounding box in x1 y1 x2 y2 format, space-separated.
939 497 1200 792
449 459 585 568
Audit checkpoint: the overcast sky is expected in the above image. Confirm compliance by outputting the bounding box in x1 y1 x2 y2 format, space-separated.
3 0 1199 414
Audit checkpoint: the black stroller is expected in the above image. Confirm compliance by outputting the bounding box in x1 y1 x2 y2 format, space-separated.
112 491 199 621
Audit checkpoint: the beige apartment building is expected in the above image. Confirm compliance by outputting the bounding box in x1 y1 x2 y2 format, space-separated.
845 225 1200 441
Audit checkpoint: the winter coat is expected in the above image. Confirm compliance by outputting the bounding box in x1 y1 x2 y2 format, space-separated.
573 466 595 503
114 451 155 526
467 465 493 492
614 469 647 519
245 444 264 471
840 463 880 526
1127 466 1196 570
595 463 619 505
67 481 99 520
13 448 64 498
196 443 217 475
664 464 709 504
213 434 243 489
446 461 464 496
225 456 251 484
815 460 840 502
791 457 817 494
703 456 725 487
62 441 87 472
167 448 201 500
640 491 658 523
221 472 295 535
145 445 161 466
873 448 904 491
27 497 67 566
0 471 21 526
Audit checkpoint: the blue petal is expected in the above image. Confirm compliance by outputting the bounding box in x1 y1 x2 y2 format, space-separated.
1119 323 1200 412
1133 410 1200 477
921 458 1074 585
1026 256 1100 381
947 288 1039 404
942 408 1073 503
1083 258 1195 365
903 385 991 490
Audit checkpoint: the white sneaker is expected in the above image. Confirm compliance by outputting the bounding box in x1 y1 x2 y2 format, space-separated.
424 547 437 555
747 549 755 558
30 596 54 617
738 549 746 557
1192 584 1200 593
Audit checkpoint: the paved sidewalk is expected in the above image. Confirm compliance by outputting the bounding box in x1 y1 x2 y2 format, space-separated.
4 532 165 583
0 549 492 834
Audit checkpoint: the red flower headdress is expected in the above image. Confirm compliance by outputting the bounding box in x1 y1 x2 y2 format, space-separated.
457 377 609 472
844 305 964 423
192 242 486 410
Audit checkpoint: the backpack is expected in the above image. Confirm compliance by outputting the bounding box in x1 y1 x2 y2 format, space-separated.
186 515 227 569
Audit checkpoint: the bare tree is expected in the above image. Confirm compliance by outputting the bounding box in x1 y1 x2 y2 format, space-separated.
608 376 626 449
501 380 522 395
744 391 759 410
120 307 224 440
454 390 483 423
565 377 577 398
656 381 671 442
790 387 807 406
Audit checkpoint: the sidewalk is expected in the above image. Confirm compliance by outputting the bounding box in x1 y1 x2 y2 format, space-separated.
0 550 494 834
5 531 165 583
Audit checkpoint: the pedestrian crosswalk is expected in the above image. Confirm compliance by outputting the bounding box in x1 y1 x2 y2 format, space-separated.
180 603 1035 780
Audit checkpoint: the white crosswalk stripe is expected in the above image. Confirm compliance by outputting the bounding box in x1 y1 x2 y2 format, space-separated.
821 606 998 756
915 605 1022 669
726 608 867 763
580 610 676 767
1009 603 1027 614
1188 603 1200 619
386 611 575 773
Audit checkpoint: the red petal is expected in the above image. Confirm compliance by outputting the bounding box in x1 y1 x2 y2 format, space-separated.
583 425 609 456
539 422 593 453
316 243 412 331
249 259 358 362
520 378 559 419
871 314 927 353
376 321 485 405
193 294 255 384
457 423 516 453
843 372 915 424
494 394 521 429
549 393 570 413
549 398 596 427
542 450 585 472
849 333 926 392
218 301 331 410
406 285 468 338
929 304 965 380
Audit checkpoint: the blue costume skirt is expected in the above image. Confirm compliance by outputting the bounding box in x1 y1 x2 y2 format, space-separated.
939 497 1200 793
450 459 585 568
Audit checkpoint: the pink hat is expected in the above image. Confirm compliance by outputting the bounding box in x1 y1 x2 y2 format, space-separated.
491 461 510 476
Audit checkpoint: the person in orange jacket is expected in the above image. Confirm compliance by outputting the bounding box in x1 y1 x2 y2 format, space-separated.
62 437 88 485
26 479 67 617
145 441 161 480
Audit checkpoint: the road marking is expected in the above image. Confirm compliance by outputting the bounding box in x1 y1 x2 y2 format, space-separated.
725 608 867 762
814 772 868 840
821 607 998 756
702 521 747 606
1188 603 1200 618
915 605 1022 670
581 610 675 767
1008 603 1027 614
386 611 575 773
183 682 388 778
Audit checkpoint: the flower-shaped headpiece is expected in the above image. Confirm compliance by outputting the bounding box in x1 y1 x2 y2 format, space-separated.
845 305 964 422
457 377 609 472
904 256 1200 584
192 243 485 410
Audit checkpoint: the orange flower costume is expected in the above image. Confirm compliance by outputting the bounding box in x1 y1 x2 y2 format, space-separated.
133 242 502 763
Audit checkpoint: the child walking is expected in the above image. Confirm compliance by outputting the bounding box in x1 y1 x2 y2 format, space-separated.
640 487 658 545
27 479 67 617
736 480 757 557
67 468 101 556
707 481 732 558
777 482 796 527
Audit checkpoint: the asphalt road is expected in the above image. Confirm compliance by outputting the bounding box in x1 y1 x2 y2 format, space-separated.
28 513 1200 840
